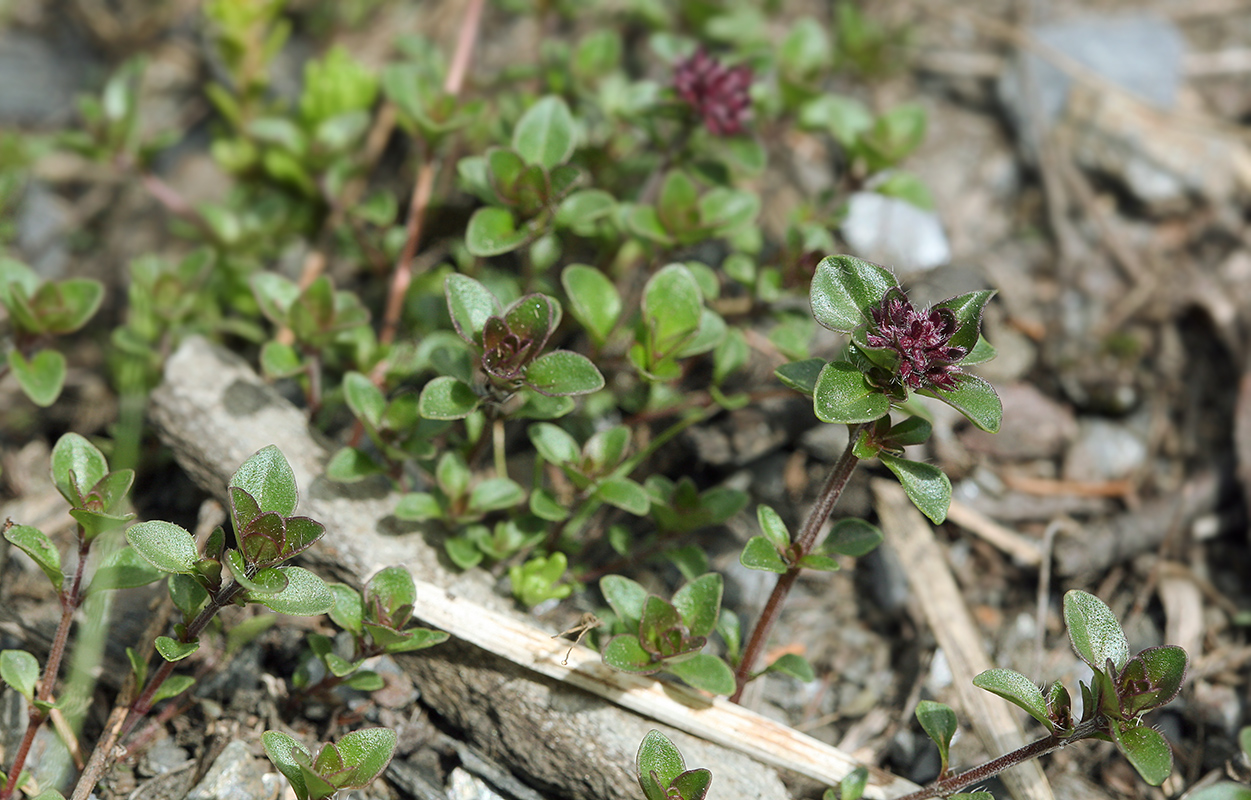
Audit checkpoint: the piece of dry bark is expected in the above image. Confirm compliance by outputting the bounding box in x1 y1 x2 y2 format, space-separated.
150 337 921 800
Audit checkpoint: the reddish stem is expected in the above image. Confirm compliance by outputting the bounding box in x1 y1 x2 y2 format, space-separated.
893 723 1098 800
730 423 866 702
0 530 91 800
378 0 486 348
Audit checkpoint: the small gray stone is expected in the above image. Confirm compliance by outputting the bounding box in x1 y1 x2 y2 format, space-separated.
999 15 1185 147
0 34 88 126
448 768 507 800
185 740 270 800
840 192 950 274
1062 417 1148 482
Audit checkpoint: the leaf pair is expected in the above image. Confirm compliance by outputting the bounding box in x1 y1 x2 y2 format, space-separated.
629 263 725 382
426 274 603 419
972 590 1188 786
262 728 396 800
528 423 650 518
461 96 580 257
127 446 334 625
394 451 526 527
1 259 104 406
600 574 735 695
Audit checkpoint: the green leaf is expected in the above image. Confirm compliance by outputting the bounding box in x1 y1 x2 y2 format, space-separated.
444 536 482 570
445 274 500 344
775 357 826 397
596 478 651 515
253 567 334 615
584 426 630 472
89 545 163 592
325 447 385 483
382 628 448 654
126 520 199 574
465 207 529 257
230 445 298 518
327 727 397 788
418 376 481 420
512 96 576 169
1064 590 1129 672
51 432 108 506
796 553 840 571
365 566 416 623
962 335 997 367
344 671 385 691
561 264 621 344
4 524 63 590
921 374 1002 434
636 730 685 800
825 518 882 557
879 453 951 524
670 768 713 800
1117 645 1188 716
9 349 66 407
601 575 648 630
915 700 958 772
809 255 898 333
740 537 787 573
528 422 580 464
395 491 442 522
469 477 525 513
525 351 605 396
1185 785 1251 800
885 416 932 447
33 279 103 334
436 452 471 500
262 731 313 800
225 549 288 595
603 634 659 674
0 649 39 701
151 674 195 704
1240 726 1250 758
756 505 790 550
658 170 700 235
672 574 722 638
1111 721 1173 786
838 766 869 800
529 488 569 522
813 361 890 424
343 371 385 428
932 290 995 354
169 574 208 621
556 190 616 232
973 668 1051 728
700 188 759 233
766 653 815 682
642 264 703 356
666 653 736 695
327 583 364 636
155 636 199 662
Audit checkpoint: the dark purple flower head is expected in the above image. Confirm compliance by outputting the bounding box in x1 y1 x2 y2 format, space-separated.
864 288 967 391
674 49 752 136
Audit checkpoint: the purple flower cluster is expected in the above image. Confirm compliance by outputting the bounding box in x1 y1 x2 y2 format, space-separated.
865 289 967 391
674 50 752 136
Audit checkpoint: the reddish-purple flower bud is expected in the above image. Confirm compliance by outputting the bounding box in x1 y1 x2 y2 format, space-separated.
863 288 967 391
674 49 752 136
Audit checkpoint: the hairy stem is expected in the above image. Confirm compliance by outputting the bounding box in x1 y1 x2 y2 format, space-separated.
0 529 91 800
731 423 866 702
893 723 1098 800
118 581 243 743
